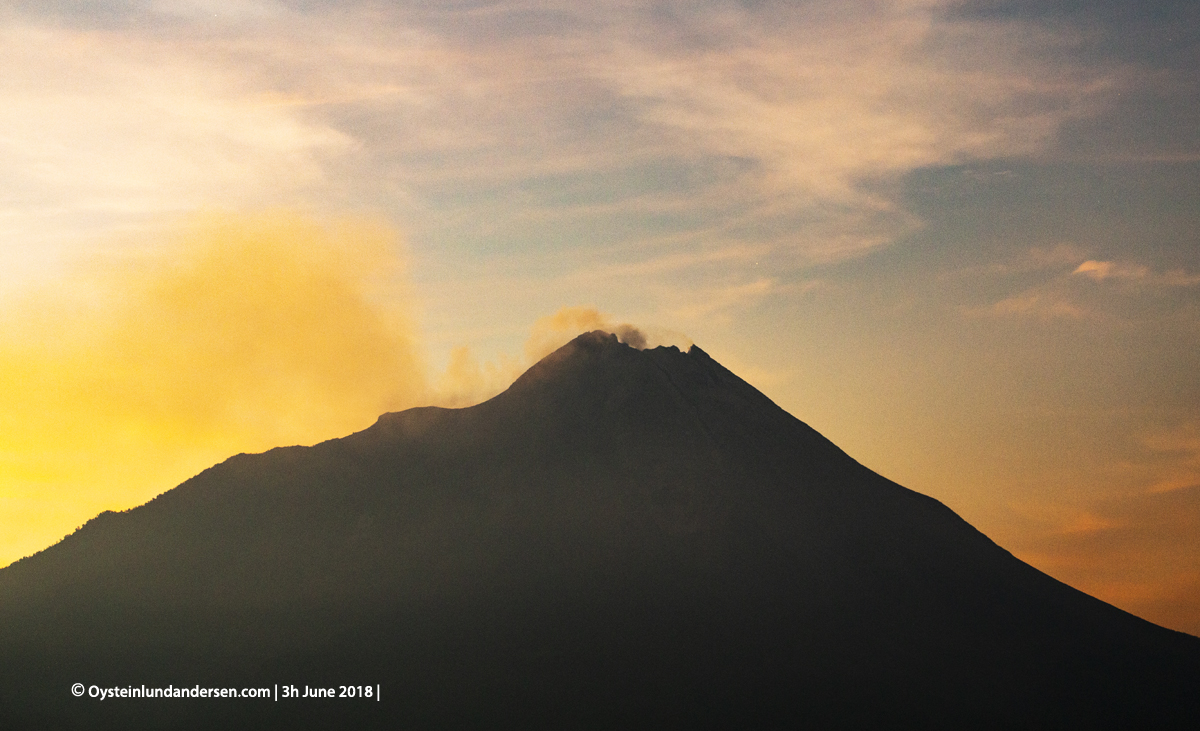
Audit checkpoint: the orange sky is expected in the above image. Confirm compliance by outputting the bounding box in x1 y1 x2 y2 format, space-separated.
1 1 1198 636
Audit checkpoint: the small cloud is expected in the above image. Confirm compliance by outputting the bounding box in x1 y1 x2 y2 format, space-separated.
1073 260 1114 280
980 292 1087 320
1058 512 1121 536
943 243 1089 279
965 255 1199 327
569 244 772 282
1072 260 1148 281
1073 260 1198 287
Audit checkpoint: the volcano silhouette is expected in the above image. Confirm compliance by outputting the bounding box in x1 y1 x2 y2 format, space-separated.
1 331 1197 729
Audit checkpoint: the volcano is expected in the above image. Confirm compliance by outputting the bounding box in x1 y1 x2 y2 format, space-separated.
1 331 1197 729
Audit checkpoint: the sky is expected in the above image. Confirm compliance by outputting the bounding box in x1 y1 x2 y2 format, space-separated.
1 0 1198 635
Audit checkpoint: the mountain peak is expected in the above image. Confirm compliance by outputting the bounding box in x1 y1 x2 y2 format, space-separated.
2 330 1198 729
504 330 726 401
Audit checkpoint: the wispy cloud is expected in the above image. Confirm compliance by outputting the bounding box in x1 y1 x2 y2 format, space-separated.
1073 260 1200 287
965 249 1200 324
1 0 1142 295
0 21 353 291
942 243 1091 280
972 292 1089 321
577 1 1121 255
568 243 771 282
1072 260 1145 281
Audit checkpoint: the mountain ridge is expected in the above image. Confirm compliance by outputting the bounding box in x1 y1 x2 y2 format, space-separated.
1 330 1197 729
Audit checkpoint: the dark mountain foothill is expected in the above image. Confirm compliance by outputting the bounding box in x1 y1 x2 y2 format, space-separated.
1 331 1197 729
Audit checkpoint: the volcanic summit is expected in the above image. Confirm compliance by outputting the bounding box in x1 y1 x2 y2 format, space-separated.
1 331 1197 729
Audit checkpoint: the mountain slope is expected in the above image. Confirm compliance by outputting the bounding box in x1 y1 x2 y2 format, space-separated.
1 331 1197 729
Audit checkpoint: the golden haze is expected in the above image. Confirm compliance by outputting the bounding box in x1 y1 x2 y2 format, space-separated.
2 211 1196 642
0 211 427 565
0 212 677 567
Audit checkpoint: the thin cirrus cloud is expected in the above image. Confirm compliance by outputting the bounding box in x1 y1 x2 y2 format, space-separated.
550 0 1120 261
1 0 1140 297
981 292 1089 321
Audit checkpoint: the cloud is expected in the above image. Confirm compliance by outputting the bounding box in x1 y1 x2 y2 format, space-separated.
1073 260 1200 287
577 1 1122 255
1057 512 1122 536
567 244 773 283
965 249 1200 324
1072 260 1147 281
0 210 427 566
1023 244 1094 270
936 243 1089 284
972 292 1088 321
2 0 1139 296
0 24 350 208
433 305 692 407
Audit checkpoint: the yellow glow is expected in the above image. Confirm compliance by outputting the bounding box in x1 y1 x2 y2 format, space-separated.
0 210 427 566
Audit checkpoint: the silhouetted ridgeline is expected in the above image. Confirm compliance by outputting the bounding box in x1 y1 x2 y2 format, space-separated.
1 331 1197 729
